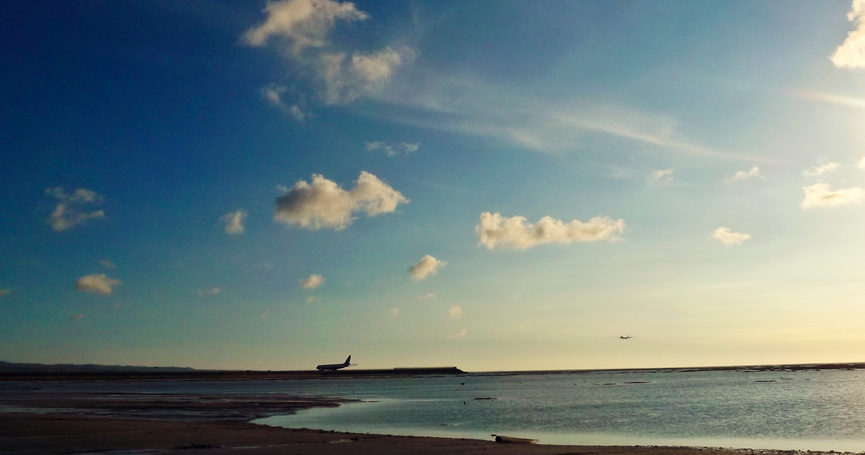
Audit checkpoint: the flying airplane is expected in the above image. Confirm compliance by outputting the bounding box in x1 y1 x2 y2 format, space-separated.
619 336 632 340
316 355 356 371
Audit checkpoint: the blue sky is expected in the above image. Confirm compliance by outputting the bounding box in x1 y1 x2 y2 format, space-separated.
3 0 865 371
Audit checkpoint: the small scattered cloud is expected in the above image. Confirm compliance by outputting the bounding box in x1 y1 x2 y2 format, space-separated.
0 289 11 299
512 295 521 300
242 0 368 53
99 260 116 269
45 187 105 232
728 166 763 182
306 296 316 303
710 227 751 245
477 212 625 250
261 311 269 318
417 293 436 300
364 141 420 157
220 210 248 234
389 307 399 317
856 157 865 170
648 168 674 185
801 183 865 208
299 274 325 289
803 162 841 177
446 329 467 340
261 84 309 121
831 0 865 68
74 274 121 295
70 313 84 321
447 306 463 319
198 287 222 296
319 47 416 105
409 255 446 281
274 171 409 230
243 0 415 106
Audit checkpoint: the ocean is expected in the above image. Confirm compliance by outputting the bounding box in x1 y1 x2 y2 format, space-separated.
8 368 865 451
257 368 865 451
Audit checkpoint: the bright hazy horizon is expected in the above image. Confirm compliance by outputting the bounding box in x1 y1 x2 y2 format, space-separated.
3 1 865 372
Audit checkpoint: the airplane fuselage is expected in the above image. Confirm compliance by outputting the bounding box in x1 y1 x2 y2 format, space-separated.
316 363 348 371
316 355 353 371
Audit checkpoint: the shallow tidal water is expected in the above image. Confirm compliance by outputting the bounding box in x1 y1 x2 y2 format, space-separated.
255 369 865 451
6 368 865 451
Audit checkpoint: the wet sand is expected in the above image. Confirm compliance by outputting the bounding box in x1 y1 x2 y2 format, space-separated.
1 412 832 455
2 370 863 455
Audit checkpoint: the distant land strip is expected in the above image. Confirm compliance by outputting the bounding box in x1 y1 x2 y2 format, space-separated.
0 361 465 381
2 360 865 381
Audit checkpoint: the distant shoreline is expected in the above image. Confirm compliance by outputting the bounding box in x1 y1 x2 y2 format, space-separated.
2 361 864 381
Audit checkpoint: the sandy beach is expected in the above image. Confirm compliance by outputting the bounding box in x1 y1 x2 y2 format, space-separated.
1 385 858 455
1 412 826 455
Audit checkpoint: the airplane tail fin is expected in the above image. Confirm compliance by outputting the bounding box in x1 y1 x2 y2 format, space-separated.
344 355 351 366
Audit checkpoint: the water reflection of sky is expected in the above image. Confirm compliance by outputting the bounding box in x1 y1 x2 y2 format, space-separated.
256 369 865 452
6 369 865 451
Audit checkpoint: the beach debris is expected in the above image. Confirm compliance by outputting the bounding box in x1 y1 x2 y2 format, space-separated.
492 434 538 444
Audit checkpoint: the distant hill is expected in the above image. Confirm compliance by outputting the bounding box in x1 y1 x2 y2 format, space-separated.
0 360 197 373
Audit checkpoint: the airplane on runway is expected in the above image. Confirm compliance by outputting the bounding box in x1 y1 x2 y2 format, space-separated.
316 355 356 371
619 336 632 340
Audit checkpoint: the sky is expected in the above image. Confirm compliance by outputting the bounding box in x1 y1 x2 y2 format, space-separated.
3 0 865 372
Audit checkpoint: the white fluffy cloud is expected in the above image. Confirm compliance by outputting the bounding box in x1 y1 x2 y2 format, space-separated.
448 306 463 319
729 166 762 182
198 288 221 296
243 0 414 106
409 255 446 281
45 187 105 232
417 293 436 300
803 162 841 177
274 171 408 230
242 0 368 53
801 183 865 208
831 0 865 68
299 274 325 289
74 274 121 295
446 329 467 340
320 47 415 104
220 210 248 234
710 227 751 245
477 212 625 250
364 141 420 156
856 157 865 170
99 260 116 269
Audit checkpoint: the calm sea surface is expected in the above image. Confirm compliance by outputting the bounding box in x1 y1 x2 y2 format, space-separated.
12 369 865 451
256 369 865 451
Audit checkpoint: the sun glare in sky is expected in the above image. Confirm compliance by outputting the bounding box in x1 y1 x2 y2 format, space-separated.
3 0 865 371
